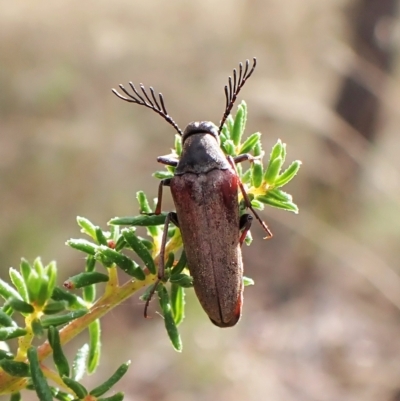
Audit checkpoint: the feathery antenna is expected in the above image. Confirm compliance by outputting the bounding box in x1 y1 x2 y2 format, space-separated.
218 58 257 133
112 83 183 136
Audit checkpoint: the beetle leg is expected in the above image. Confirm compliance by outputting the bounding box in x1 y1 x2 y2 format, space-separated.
168 212 179 227
238 181 272 239
233 153 260 164
144 210 179 319
144 281 160 318
239 181 272 238
157 155 179 166
158 211 179 279
227 155 273 239
153 179 171 214
239 214 253 246
144 177 176 318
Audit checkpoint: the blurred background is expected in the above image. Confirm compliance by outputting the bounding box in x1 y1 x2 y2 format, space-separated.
1 0 400 400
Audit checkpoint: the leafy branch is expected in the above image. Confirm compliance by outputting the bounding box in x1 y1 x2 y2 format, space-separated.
0 102 301 400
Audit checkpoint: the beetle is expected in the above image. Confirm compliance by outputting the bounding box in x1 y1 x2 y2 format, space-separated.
112 58 271 327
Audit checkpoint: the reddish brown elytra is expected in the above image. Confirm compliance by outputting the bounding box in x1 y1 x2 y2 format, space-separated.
113 58 271 327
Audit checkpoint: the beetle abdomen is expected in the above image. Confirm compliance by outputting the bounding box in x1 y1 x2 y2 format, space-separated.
170 169 243 327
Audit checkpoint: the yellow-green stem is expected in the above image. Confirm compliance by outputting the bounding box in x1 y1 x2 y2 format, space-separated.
0 274 155 393
0 237 182 394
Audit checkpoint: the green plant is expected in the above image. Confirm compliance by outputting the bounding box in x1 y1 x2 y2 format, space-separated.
0 102 301 400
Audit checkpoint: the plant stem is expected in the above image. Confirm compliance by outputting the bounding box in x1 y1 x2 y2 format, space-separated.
0 273 156 394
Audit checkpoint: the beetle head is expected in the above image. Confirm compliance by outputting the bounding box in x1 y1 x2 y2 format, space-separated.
182 121 220 144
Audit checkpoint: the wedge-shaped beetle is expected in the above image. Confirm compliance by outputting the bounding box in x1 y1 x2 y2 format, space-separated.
113 58 271 327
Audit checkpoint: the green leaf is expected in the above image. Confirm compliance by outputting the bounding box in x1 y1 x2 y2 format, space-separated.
36 276 50 307
136 191 153 214
169 274 193 288
51 287 87 310
9 392 21 401
45 261 58 302
114 236 127 252
263 188 292 202
98 392 124 401
83 285 96 304
222 139 235 156
231 101 247 146
88 319 101 374
153 171 174 180
90 360 130 397
158 284 182 352
19 259 32 286
50 387 75 401
219 130 228 147
122 228 156 274
225 114 234 136
109 213 167 227
0 327 27 341
0 360 30 377
167 226 176 239
95 227 108 246
96 247 145 280
0 349 14 360
170 284 185 326
174 134 182 156
139 282 157 302
238 132 261 155
243 276 255 286
33 258 45 277
49 326 70 378
41 310 87 329
42 301 66 315
64 272 109 290
257 194 299 213
110 224 120 242
280 142 287 164
251 160 263 188
244 229 253 246
240 167 252 185
7 297 34 314
274 160 302 188
27 346 53 401
2 303 13 316
269 139 284 162
0 309 15 327
85 256 96 273
77 216 97 239
235 161 243 178
83 258 98 302
62 376 88 399
170 251 187 276
31 318 44 337
66 239 97 256
26 270 41 304
165 252 175 271
9 269 28 303
166 165 175 174
0 279 22 302
250 199 264 211
221 125 228 140
139 238 153 251
253 141 262 157
264 156 283 185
